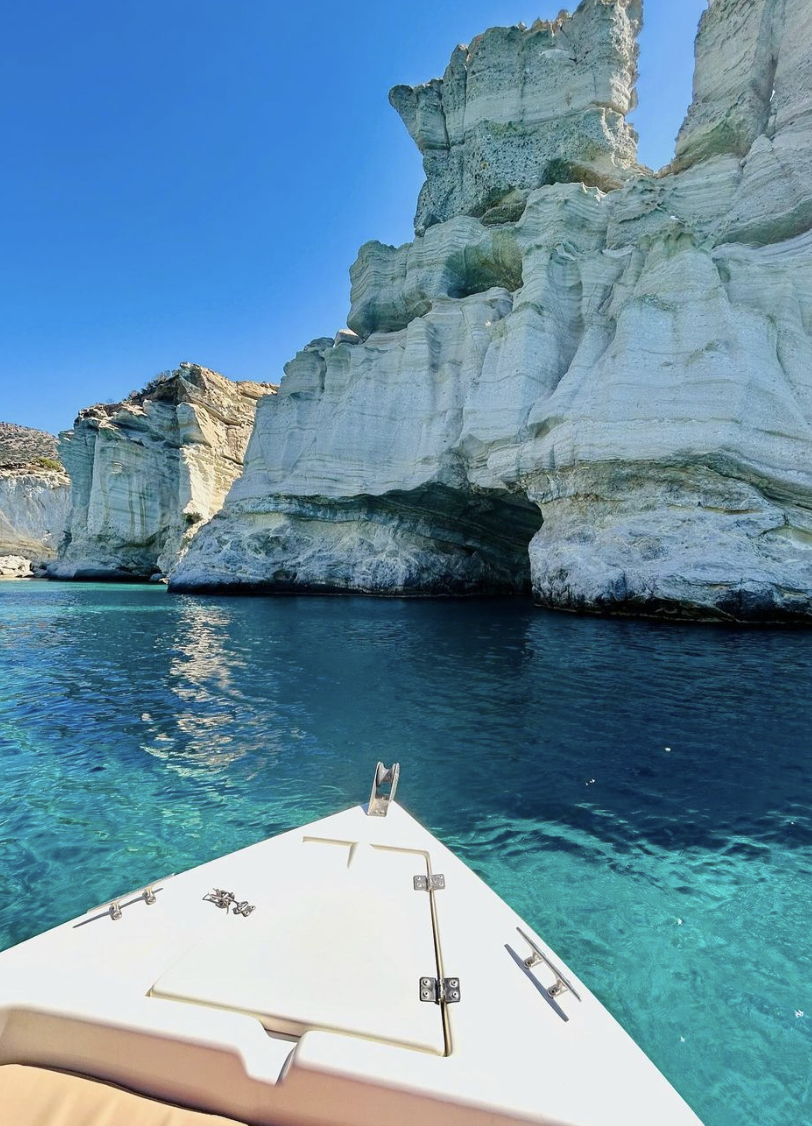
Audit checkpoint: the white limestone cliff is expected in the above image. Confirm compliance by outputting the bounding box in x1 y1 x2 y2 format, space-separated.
171 0 812 623
390 1 643 234
0 424 70 574
0 554 40 579
50 364 275 581
0 472 70 572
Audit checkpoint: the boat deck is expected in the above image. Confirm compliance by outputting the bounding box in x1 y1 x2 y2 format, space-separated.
0 801 704 1126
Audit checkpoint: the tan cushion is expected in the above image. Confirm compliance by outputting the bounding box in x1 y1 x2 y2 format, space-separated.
0 1064 250 1126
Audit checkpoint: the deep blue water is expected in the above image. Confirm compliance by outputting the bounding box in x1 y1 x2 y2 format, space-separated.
0 581 810 1125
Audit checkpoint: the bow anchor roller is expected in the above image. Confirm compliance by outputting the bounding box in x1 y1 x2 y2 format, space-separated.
367 761 400 816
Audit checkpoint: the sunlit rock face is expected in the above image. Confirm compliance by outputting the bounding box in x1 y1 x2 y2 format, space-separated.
49 365 275 581
673 0 812 245
0 423 70 569
0 471 70 567
390 0 643 235
0 554 37 579
170 309 543 596
172 0 812 622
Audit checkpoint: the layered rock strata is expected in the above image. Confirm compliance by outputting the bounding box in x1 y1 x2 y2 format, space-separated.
390 0 643 234
50 365 275 581
0 424 70 574
172 0 812 622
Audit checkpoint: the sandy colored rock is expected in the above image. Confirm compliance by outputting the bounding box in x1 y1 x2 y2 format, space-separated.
50 364 275 581
0 470 69 562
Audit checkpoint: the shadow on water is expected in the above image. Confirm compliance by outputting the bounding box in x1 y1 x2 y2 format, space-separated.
0 583 811 1126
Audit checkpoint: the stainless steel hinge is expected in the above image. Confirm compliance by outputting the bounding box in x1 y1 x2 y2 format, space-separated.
413 873 445 891
419 976 461 1004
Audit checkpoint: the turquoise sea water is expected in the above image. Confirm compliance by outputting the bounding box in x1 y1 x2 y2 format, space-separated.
0 581 810 1125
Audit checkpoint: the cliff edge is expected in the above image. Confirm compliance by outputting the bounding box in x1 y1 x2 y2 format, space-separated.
0 423 69 577
50 364 275 581
170 0 812 622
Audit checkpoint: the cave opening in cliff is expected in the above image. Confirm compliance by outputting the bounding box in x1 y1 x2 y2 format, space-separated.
445 243 523 301
373 484 542 597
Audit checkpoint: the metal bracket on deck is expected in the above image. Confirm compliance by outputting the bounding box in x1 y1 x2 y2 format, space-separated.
367 761 400 817
419 976 461 1004
203 889 256 917
413 874 445 891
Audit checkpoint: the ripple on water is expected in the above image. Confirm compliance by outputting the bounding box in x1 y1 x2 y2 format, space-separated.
0 582 811 1126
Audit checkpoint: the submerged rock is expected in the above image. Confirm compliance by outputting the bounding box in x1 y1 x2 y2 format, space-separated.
172 0 812 623
50 364 275 581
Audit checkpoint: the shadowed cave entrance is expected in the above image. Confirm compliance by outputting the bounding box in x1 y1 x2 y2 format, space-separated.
357 483 542 597
171 485 544 597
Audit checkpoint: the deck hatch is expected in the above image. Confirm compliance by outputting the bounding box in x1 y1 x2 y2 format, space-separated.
150 837 445 1055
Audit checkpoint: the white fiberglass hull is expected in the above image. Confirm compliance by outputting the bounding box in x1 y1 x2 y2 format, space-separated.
0 781 704 1126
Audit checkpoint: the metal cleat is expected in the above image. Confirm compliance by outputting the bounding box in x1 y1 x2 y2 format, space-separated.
517 926 581 1002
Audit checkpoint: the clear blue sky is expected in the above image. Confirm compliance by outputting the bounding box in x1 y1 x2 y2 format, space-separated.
0 0 706 435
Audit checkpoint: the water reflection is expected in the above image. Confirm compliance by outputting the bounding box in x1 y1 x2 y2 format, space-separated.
140 599 258 774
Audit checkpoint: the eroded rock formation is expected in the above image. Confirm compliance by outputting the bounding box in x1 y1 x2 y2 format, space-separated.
171 0 812 622
390 1 643 234
0 424 70 575
50 364 275 581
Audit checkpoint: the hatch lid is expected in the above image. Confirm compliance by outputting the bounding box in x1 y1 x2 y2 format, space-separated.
151 838 445 1055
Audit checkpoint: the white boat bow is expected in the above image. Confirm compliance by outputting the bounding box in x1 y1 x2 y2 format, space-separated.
0 763 704 1125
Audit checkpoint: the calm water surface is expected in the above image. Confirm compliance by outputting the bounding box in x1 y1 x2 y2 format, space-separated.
0 581 810 1126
